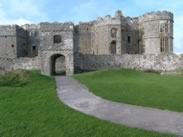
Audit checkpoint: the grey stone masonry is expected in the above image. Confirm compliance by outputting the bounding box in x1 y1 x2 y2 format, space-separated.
0 10 175 76
75 54 183 72
39 22 74 76
0 25 28 58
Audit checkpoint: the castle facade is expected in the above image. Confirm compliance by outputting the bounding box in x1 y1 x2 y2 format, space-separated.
0 10 174 75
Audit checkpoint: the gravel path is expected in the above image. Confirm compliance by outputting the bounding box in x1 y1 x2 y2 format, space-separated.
56 76 183 136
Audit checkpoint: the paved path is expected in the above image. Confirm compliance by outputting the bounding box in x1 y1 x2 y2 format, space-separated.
56 76 183 136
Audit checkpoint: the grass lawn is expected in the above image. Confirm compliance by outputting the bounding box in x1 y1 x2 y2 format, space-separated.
74 69 183 112
0 70 176 137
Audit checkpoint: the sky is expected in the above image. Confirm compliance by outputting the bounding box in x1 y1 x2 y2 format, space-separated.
0 0 182 53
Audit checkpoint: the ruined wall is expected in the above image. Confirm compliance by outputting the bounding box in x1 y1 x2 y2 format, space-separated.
0 57 40 74
78 23 93 54
0 25 17 58
22 24 40 57
73 25 80 54
39 22 74 76
92 16 122 55
0 25 29 59
16 26 29 57
77 10 146 55
126 17 140 54
75 54 183 72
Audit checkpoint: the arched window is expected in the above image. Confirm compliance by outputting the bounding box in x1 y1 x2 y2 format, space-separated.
111 28 118 38
53 35 62 43
110 41 117 54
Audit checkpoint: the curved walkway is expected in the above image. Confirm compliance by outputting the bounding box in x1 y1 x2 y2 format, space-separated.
56 76 183 136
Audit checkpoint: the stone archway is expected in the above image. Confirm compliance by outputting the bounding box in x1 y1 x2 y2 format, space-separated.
39 22 74 76
50 54 66 76
40 50 74 76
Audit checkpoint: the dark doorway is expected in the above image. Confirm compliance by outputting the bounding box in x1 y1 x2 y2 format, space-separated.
110 41 117 54
50 54 66 76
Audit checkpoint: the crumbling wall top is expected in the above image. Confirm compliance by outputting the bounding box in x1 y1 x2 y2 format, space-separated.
21 24 39 30
0 25 18 36
139 11 173 22
79 22 94 25
40 22 74 32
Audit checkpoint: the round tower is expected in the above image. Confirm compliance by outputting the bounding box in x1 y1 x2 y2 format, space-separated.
141 11 173 54
93 13 122 55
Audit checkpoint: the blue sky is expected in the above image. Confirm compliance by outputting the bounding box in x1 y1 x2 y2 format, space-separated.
0 0 182 53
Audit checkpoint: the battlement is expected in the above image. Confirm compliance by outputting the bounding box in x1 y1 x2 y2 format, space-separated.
0 25 17 30
94 16 121 27
21 24 39 30
79 22 94 25
0 25 19 36
139 11 173 22
40 22 74 32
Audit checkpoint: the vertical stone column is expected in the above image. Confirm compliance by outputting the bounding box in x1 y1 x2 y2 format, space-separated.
116 28 122 55
65 52 74 76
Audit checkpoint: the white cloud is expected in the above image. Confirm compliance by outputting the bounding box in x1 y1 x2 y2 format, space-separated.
0 0 47 25
0 18 33 25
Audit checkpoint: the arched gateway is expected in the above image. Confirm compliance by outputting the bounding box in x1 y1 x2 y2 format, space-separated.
39 23 74 76
50 54 66 75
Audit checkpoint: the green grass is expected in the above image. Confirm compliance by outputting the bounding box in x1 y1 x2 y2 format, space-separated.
74 69 183 112
0 70 175 137
0 70 28 87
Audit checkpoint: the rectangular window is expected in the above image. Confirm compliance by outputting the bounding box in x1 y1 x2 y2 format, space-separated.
160 38 163 52
165 37 168 51
165 21 169 33
53 35 62 44
122 29 124 40
32 46 36 51
160 21 169 33
160 37 169 53
128 36 131 43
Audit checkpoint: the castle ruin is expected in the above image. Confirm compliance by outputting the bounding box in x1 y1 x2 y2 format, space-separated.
0 10 177 75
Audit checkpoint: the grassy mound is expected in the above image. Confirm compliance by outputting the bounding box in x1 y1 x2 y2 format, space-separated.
0 70 29 87
0 70 175 137
74 69 183 112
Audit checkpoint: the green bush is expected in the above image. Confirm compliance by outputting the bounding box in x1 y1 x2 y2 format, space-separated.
0 70 29 87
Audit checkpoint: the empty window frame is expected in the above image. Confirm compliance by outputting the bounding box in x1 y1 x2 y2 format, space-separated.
160 37 169 53
122 29 125 40
128 36 131 43
53 35 62 44
160 21 169 33
111 28 118 38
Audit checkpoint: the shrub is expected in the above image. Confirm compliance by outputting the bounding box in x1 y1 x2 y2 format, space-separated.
0 70 29 87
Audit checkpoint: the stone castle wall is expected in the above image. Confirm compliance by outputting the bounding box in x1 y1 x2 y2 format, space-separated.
0 10 176 76
39 22 74 76
0 57 40 74
1 54 183 75
0 25 17 58
139 11 174 54
75 54 183 72
22 24 40 57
